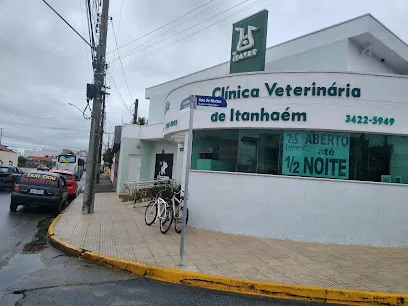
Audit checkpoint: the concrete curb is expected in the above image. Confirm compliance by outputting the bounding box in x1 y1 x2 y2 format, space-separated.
48 214 408 305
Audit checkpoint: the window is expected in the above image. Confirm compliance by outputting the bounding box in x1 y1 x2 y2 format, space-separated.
0 167 10 173
191 129 408 184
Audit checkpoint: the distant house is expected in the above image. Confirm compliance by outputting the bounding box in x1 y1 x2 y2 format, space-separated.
27 156 53 163
0 146 18 166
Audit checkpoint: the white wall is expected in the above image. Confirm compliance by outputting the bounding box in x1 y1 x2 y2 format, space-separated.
266 40 348 72
347 40 397 74
0 151 18 166
165 72 408 137
188 171 408 247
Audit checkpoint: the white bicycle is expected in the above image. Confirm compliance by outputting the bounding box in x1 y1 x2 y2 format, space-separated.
170 190 189 233
144 190 189 234
144 196 173 234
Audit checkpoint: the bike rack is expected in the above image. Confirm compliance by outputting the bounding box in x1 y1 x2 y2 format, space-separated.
123 177 176 206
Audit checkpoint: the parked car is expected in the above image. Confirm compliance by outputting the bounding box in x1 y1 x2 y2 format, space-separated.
0 166 24 190
37 165 49 171
10 171 68 213
50 170 78 199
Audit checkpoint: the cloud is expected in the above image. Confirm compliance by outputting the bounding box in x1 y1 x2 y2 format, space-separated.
0 0 407 153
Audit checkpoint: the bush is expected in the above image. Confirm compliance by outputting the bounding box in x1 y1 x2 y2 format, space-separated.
133 184 181 203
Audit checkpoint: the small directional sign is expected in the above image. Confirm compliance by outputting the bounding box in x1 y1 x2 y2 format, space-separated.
195 95 227 108
180 97 192 110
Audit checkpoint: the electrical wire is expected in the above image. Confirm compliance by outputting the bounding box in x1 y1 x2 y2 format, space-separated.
111 0 264 62
107 71 133 115
106 0 216 55
41 0 93 49
110 20 134 104
117 0 124 41
3 132 84 150
110 0 235 59
79 0 93 73
87 0 96 49
110 0 254 62
0 120 89 131
83 99 92 120
0 111 86 121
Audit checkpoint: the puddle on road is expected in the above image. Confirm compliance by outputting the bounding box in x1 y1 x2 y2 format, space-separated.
0 216 53 292
0 253 44 292
22 216 54 254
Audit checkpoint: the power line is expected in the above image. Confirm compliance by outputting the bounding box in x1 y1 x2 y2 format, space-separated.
86 0 96 49
41 0 93 49
110 20 134 103
79 0 93 73
106 0 216 55
3 133 84 150
0 111 87 121
107 71 133 114
111 0 262 62
110 0 254 62
0 120 89 131
117 0 124 40
110 0 234 59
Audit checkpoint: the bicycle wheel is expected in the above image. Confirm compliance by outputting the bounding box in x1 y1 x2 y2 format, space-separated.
145 201 157 226
160 206 173 234
175 207 189 233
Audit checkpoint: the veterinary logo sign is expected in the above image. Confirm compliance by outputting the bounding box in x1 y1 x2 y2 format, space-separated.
230 10 268 74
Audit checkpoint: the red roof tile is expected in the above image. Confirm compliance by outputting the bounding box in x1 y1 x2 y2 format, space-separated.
0 146 16 153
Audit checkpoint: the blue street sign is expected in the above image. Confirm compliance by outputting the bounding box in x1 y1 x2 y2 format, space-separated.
196 95 227 108
180 97 192 110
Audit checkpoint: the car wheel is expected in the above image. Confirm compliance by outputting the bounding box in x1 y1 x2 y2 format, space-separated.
10 203 18 212
54 202 62 214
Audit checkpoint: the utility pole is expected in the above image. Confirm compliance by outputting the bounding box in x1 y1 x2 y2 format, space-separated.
96 94 105 184
132 99 138 124
0 128 4 146
82 0 110 214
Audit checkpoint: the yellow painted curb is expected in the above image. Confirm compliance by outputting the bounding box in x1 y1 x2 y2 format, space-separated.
48 215 408 306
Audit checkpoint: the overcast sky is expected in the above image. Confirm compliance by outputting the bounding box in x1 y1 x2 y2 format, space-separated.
0 0 407 154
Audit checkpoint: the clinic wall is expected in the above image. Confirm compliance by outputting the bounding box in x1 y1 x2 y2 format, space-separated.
117 138 142 193
347 40 397 74
164 72 408 137
188 170 408 247
266 40 348 72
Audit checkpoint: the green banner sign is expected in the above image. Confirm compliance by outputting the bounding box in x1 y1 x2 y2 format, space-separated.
282 131 350 179
229 10 268 74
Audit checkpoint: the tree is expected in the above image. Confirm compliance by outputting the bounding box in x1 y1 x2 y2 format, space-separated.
18 156 27 167
136 117 147 125
103 148 114 165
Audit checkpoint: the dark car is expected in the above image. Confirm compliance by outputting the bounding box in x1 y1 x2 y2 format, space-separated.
0 166 24 190
37 165 49 171
10 171 68 213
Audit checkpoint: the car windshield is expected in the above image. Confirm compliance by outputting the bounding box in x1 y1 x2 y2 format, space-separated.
60 174 73 181
0 167 10 173
20 173 57 186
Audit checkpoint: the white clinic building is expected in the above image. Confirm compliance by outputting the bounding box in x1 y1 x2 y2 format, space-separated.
117 14 408 247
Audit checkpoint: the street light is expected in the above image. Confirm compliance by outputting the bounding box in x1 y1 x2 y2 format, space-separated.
68 103 91 119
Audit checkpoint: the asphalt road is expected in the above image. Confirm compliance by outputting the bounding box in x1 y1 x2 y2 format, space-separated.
0 175 331 306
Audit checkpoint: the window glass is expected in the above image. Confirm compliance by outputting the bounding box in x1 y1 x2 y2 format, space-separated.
192 129 408 184
192 130 238 172
0 167 11 173
282 131 350 179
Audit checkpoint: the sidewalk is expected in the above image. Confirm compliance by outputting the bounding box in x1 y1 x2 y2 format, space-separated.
94 174 115 193
53 192 408 297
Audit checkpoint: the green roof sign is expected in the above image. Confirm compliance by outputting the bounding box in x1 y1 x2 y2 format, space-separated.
229 10 268 74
